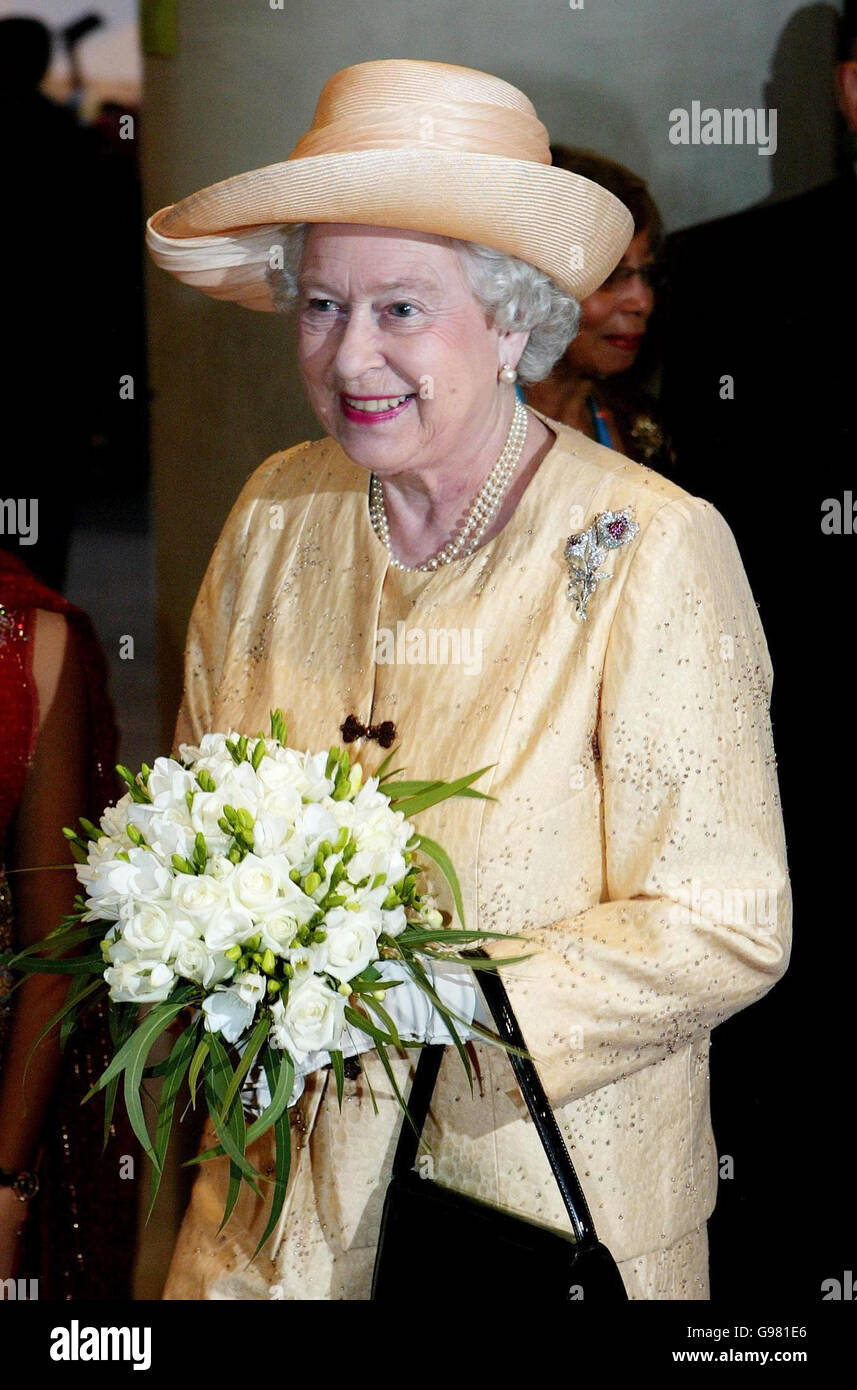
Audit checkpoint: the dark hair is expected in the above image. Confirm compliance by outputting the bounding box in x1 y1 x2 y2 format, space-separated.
550 145 664 258
839 0 857 62
0 17 52 89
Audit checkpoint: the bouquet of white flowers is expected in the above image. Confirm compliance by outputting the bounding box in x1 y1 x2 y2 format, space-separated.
8 710 530 1254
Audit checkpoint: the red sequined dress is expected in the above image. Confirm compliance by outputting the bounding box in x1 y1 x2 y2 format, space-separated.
0 548 136 1299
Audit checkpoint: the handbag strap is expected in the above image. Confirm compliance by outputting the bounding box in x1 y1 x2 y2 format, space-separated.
391 950 598 1246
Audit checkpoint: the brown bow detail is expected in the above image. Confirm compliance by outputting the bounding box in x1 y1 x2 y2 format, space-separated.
340 714 397 749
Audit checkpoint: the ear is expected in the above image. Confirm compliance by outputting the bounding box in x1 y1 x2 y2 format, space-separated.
496 326 531 374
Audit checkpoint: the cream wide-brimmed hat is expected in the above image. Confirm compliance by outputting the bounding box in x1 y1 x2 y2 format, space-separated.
146 58 634 309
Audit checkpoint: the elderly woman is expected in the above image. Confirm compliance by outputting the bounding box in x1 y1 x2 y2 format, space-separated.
147 59 790 1301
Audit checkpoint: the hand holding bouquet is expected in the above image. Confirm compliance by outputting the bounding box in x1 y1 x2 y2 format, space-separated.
7 711 531 1254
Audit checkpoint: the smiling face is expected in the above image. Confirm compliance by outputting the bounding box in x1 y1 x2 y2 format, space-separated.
564 229 656 379
295 223 527 478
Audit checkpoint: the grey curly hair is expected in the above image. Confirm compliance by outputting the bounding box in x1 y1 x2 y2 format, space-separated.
265 223 580 383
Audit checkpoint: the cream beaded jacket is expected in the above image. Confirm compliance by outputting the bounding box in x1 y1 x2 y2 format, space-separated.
163 411 790 1300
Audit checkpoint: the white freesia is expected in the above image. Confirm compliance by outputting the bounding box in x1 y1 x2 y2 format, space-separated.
146 756 198 803
78 846 173 920
188 791 235 852
202 985 255 1043
233 970 267 1009
287 941 329 986
345 847 408 893
104 956 176 1003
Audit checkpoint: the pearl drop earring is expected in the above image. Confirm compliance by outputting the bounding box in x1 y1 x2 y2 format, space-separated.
499 363 518 384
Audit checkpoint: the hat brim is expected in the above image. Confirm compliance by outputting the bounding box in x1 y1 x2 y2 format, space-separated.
147 148 634 309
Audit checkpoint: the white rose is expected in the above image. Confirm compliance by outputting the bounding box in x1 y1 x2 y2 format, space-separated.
202 985 254 1044
104 957 176 1003
201 904 257 952
171 873 231 932
173 938 233 988
120 902 196 961
283 975 346 1056
322 906 381 983
228 853 289 916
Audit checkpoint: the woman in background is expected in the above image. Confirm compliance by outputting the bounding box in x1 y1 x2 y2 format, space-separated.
526 147 674 470
0 549 136 1295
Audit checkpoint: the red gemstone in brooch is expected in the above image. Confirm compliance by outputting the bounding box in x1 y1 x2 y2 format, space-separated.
564 507 639 621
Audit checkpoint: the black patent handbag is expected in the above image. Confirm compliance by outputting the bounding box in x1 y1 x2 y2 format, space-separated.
371 951 629 1301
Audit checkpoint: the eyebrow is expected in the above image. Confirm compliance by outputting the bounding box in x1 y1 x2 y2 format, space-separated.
297 277 442 298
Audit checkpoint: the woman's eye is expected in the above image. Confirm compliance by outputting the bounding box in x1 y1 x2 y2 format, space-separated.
304 298 338 314
387 302 418 318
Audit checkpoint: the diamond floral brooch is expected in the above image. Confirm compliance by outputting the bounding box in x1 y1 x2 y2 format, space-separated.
564 508 639 621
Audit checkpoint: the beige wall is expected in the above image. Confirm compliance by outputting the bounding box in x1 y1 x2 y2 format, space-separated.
142 0 841 746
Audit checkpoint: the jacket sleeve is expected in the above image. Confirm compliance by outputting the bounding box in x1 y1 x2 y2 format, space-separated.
170 466 271 756
479 494 792 1108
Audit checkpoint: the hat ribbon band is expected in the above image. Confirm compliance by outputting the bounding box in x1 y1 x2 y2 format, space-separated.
288 100 550 164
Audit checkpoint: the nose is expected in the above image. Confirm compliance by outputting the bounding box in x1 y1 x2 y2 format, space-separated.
620 272 654 319
333 304 387 385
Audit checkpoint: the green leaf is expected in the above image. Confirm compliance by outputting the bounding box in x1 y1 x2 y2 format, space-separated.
123 1020 175 1169
367 1036 423 1145
148 1025 198 1218
7 920 104 967
372 745 400 780
330 1049 345 1108
84 986 196 1102
104 1006 137 1147
250 1045 294 1258
393 926 530 948
14 951 105 976
214 1012 271 1126
22 977 105 1085
413 834 466 927
343 1003 397 1051
361 993 402 1048
388 765 493 818
402 952 472 1091
187 1035 210 1109
59 973 104 1052
204 1033 263 1201
383 779 494 802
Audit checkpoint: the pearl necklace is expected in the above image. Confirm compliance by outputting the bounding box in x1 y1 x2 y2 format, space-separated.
369 399 529 572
